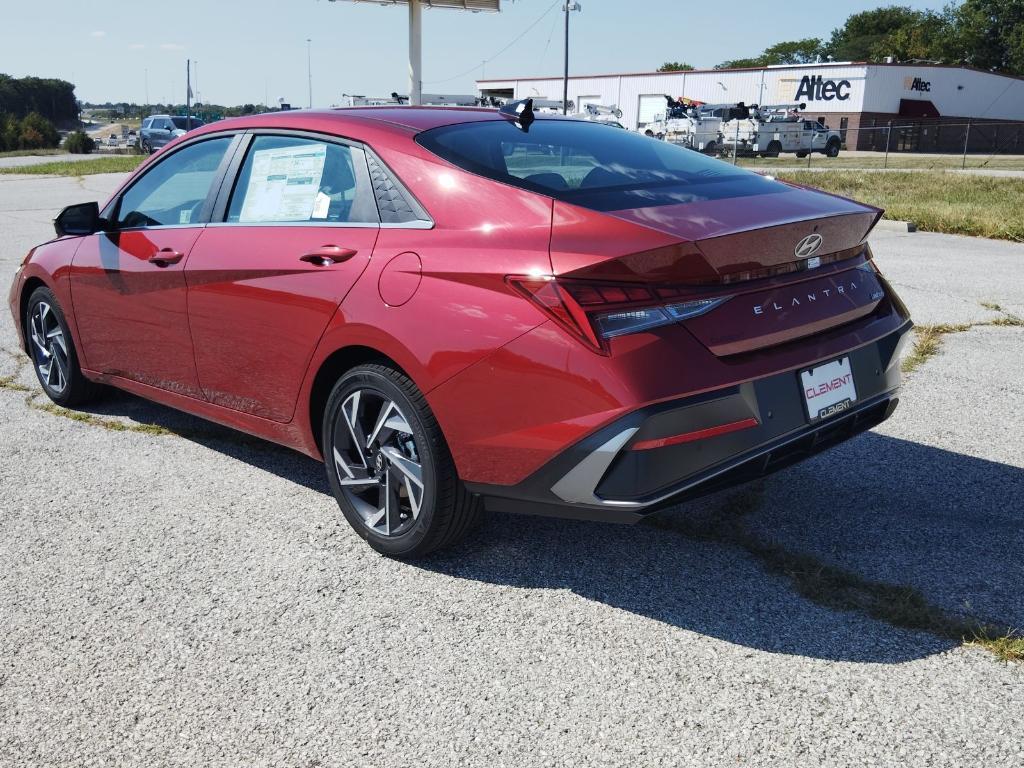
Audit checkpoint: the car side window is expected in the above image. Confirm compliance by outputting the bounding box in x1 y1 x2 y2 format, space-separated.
225 135 378 225
115 136 233 229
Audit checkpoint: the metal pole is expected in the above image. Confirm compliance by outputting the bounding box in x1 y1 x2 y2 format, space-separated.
408 0 422 106
186 59 191 130
807 130 813 168
732 119 738 165
962 120 971 169
562 4 569 114
306 39 312 109
884 121 891 169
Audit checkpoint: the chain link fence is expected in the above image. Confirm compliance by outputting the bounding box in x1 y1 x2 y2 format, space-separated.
717 120 1024 171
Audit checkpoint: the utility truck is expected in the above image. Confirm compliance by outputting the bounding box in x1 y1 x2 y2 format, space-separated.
578 103 626 129
642 96 724 154
720 102 843 158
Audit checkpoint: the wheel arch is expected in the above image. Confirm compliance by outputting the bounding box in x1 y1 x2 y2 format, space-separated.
307 344 412 455
18 276 51 353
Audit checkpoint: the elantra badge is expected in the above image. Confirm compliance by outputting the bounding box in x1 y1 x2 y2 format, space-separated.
795 233 823 258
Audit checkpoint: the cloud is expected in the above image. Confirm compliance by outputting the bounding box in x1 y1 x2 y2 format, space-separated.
91 30 106 38
159 43 185 51
129 43 145 50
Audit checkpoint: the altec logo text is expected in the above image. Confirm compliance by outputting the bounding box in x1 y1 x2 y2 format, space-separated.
905 76 931 92
794 75 852 101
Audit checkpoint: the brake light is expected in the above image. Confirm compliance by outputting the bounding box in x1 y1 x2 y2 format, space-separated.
507 275 729 353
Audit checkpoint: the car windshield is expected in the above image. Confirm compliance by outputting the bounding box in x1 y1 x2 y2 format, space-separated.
416 117 785 212
171 117 204 130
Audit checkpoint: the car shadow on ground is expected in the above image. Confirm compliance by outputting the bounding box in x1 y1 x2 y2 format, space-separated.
79 390 1024 664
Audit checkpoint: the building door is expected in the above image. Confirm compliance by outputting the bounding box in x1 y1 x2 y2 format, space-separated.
638 95 665 130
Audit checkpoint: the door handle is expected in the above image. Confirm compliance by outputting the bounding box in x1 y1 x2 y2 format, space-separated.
148 248 184 267
299 245 358 266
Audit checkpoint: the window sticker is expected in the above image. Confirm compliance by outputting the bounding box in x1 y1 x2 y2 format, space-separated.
311 190 331 220
239 144 327 223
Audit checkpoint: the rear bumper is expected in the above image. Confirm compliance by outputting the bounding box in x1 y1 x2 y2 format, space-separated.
467 319 911 523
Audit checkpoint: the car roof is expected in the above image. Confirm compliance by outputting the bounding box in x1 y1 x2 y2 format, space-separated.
188 106 575 138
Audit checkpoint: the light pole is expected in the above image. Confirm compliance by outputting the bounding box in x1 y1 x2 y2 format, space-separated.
562 2 581 115
306 38 312 109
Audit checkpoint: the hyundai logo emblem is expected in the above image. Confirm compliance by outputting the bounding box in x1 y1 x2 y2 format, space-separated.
795 233 823 259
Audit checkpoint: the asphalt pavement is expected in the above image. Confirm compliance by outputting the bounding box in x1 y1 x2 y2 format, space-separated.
1 173 1021 767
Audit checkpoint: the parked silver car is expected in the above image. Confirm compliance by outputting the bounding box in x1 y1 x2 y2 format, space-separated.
139 115 205 153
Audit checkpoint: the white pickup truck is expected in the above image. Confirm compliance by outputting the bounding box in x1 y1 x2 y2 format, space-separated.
721 106 843 158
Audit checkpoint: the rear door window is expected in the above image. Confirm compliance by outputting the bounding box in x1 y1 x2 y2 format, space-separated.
226 135 378 225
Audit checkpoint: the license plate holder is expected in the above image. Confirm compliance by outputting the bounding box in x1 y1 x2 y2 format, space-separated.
800 357 857 422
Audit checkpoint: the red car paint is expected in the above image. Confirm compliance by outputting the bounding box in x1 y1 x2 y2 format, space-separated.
9 107 910 499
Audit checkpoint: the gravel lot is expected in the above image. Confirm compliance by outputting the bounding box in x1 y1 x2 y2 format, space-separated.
1 173 1022 767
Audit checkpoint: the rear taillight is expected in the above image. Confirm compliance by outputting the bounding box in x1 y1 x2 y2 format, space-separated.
507 275 729 353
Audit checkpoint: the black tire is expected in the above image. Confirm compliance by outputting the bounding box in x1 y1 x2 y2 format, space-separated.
25 286 100 407
825 140 841 158
322 363 480 558
764 140 782 158
141 139 152 154
795 150 808 158
703 141 717 155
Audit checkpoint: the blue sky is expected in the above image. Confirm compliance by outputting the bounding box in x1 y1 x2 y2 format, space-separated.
2 0 949 106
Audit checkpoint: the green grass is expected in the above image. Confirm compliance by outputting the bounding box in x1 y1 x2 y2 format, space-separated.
0 148 65 159
0 155 146 176
775 170 1024 241
901 323 972 373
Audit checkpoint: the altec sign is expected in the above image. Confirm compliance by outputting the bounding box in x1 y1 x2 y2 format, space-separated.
905 76 931 92
794 75 852 101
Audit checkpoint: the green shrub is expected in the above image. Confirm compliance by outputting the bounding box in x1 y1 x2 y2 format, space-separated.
63 130 95 154
0 113 19 152
19 112 60 149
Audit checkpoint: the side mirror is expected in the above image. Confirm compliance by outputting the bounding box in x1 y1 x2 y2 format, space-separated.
54 201 102 238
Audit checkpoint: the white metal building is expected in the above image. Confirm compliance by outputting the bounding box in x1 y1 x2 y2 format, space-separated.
477 63 1024 151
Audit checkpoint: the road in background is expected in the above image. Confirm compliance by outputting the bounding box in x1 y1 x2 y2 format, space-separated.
1 174 1021 767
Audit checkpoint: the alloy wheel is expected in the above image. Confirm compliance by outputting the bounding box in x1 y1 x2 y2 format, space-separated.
331 389 425 538
29 301 69 394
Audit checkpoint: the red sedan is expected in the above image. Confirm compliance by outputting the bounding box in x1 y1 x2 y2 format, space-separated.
8 102 911 557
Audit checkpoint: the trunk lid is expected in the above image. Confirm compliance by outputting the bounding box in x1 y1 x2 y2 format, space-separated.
549 183 885 355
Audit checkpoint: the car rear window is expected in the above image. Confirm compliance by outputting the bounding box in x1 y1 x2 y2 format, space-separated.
415 118 785 212
171 117 204 130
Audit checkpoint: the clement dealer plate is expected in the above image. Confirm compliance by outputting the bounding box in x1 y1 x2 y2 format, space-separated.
800 357 858 422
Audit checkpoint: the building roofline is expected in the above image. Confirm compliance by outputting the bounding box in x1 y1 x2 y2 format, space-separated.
476 61 1024 85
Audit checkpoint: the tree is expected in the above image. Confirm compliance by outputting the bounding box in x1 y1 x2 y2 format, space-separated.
63 130 95 154
944 0 1024 76
19 112 60 149
0 113 19 152
714 57 765 70
868 10 951 63
715 38 822 69
0 75 77 125
658 62 695 72
825 6 924 61
761 38 824 65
